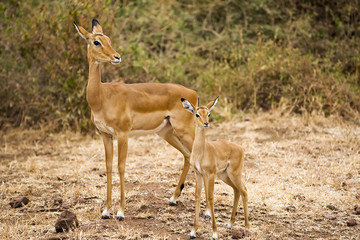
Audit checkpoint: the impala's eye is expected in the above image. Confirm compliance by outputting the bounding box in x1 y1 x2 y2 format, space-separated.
208 113 211 117
94 41 101 46
195 113 200 118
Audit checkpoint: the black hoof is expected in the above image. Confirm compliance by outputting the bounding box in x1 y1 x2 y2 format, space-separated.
204 215 211 220
189 236 196 239
116 216 124 221
101 215 110 219
169 202 177 206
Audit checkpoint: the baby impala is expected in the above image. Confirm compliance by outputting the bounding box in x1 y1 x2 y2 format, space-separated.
181 97 249 239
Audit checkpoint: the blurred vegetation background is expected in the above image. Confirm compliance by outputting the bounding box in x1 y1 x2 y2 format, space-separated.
1 0 359 132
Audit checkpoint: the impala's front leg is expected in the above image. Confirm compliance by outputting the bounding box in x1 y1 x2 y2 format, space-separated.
207 174 218 239
102 133 113 219
117 133 128 221
190 171 203 239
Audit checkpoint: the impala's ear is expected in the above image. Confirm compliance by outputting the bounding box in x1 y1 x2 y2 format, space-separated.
206 96 219 112
92 19 103 34
181 98 195 114
74 22 91 40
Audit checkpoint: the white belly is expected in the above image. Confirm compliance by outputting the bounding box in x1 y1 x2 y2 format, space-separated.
129 118 168 136
94 114 168 137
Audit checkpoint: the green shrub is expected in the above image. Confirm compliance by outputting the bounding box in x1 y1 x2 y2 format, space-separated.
0 0 359 132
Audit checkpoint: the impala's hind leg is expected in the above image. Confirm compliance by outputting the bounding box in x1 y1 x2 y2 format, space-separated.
157 121 191 205
217 169 239 229
228 173 249 229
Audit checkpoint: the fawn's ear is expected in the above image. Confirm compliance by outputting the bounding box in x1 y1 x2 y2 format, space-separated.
206 96 219 112
74 22 91 40
181 98 195 114
92 18 103 34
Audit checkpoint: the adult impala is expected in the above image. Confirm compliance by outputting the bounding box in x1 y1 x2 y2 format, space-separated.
181 97 249 239
74 19 197 220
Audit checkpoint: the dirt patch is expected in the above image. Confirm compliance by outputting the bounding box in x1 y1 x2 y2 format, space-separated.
0 112 359 239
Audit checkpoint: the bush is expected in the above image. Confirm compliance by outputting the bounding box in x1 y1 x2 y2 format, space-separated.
0 0 359 131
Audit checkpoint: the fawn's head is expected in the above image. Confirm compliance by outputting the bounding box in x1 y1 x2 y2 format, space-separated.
181 97 218 128
74 19 121 65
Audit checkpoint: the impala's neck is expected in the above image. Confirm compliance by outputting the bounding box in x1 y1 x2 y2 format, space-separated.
192 126 206 154
87 58 102 111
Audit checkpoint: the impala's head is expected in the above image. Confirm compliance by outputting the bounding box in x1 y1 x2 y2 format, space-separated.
74 19 121 65
181 97 218 128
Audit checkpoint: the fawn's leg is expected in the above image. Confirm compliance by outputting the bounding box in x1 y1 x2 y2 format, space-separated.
207 174 218 239
190 172 203 239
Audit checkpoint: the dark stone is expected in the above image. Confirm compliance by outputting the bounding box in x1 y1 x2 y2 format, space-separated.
231 229 251 239
9 196 29 208
347 218 357 226
55 210 79 232
354 205 360 215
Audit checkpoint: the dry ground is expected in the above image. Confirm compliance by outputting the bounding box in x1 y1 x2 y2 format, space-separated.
1 112 360 239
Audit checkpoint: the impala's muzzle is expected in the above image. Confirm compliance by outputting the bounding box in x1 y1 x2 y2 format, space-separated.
111 55 121 65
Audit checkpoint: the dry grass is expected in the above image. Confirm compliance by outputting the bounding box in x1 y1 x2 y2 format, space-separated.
1 112 359 239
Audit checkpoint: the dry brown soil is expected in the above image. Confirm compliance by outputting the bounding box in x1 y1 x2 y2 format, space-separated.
1 112 360 239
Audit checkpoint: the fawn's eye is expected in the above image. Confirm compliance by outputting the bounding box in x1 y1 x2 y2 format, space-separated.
208 113 211 117
93 41 101 46
195 113 200 118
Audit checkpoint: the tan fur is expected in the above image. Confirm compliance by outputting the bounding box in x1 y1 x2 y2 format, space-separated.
75 19 197 219
182 97 249 239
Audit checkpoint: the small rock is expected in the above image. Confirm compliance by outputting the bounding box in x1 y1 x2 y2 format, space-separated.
47 237 65 240
293 194 306 201
75 197 86 204
231 229 244 239
243 117 252 122
285 205 296 212
326 204 337 211
346 218 357 226
231 229 251 239
325 214 336 220
9 196 29 208
141 234 150 238
356 193 360 200
55 210 79 232
53 197 63 206
354 205 360 215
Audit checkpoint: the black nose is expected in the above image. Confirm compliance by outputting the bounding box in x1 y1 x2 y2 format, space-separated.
114 56 120 60
204 123 209 127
